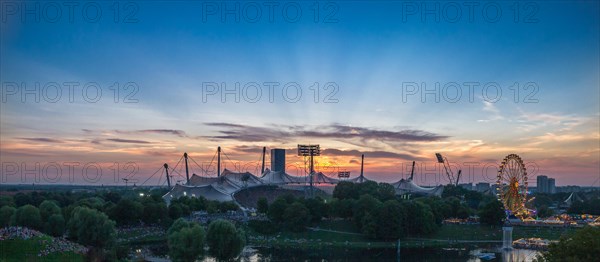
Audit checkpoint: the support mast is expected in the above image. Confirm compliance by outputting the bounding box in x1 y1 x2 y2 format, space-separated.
217 146 221 177
164 163 171 189
261 146 266 175
184 152 190 184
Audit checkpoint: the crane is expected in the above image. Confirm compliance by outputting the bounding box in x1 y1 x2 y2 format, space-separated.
455 170 462 186
435 153 460 185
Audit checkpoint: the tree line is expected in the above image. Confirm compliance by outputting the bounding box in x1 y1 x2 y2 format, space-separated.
0 189 241 260
167 218 245 262
249 181 505 239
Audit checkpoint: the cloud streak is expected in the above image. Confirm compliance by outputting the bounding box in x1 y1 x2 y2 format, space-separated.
114 129 188 137
322 148 427 161
106 138 152 144
18 137 64 143
203 123 449 143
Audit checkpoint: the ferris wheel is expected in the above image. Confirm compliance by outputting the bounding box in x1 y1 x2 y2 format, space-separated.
496 154 528 218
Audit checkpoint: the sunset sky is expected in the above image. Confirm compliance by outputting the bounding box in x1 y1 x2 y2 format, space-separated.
1 1 598 186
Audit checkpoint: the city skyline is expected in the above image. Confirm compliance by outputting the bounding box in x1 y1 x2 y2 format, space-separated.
1 2 599 186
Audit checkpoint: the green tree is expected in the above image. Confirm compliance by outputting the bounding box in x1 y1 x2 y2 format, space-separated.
358 181 379 198
536 226 600 262
333 181 358 200
206 219 245 261
13 204 42 230
376 183 396 201
67 206 116 248
168 218 192 235
418 197 451 225
74 197 106 211
167 218 206 262
304 197 328 223
218 201 239 212
537 205 554 218
102 191 122 204
403 201 437 235
109 199 143 225
374 200 405 239
267 198 288 223
479 200 505 226
142 202 169 224
283 202 310 232
568 199 600 215
361 212 378 238
169 203 184 219
0 206 16 227
39 200 61 221
45 214 66 237
256 197 269 214
330 198 355 218
0 196 14 207
353 194 381 228
13 193 32 207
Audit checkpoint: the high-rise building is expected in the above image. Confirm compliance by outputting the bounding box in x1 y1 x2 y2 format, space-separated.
537 175 548 193
548 178 556 194
270 149 286 173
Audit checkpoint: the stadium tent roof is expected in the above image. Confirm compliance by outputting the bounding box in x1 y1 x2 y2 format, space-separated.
391 179 444 197
348 174 371 183
165 170 266 204
187 174 219 186
221 169 263 188
163 184 233 204
563 192 583 206
260 169 307 184
260 169 340 184
312 172 340 184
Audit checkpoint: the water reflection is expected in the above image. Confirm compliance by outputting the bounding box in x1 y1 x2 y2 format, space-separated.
237 246 541 262
138 244 540 261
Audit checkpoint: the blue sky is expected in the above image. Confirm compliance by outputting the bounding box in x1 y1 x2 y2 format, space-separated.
1 1 598 186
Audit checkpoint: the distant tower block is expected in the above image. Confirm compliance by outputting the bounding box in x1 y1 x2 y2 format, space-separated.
271 149 286 173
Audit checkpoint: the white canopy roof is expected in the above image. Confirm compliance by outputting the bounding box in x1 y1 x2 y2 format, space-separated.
391 179 444 196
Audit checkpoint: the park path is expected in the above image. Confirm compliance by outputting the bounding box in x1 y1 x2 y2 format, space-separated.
405 237 502 243
307 227 363 235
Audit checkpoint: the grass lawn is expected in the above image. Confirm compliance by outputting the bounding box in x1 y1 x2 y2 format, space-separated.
116 227 166 245
0 236 85 262
432 224 576 241
315 220 361 232
247 220 580 249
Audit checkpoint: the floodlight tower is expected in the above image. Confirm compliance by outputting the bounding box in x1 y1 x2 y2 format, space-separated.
338 171 350 179
122 178 129 187
435 153 455 185
298 144 321 189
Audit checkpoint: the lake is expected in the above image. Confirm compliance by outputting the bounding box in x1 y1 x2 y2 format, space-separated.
144 244 541 261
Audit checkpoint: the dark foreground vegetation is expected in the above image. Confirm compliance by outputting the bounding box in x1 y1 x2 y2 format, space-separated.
0 187 242 260
1 182 598 261
246 181 505 240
